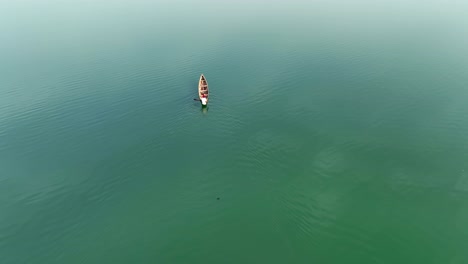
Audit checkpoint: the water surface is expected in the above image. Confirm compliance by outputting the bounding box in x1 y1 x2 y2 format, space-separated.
1 0 468 263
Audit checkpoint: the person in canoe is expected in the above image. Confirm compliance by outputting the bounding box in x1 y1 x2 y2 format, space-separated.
200 93 207 105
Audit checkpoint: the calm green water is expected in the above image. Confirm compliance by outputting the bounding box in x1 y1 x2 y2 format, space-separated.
2 0 468 263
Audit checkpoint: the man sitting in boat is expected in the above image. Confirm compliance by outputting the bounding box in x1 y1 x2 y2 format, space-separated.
200 94 207 105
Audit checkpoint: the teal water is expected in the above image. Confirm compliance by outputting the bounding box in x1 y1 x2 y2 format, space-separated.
2 0 468 263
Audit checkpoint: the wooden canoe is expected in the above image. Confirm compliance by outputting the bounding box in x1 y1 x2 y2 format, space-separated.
198 74 209 106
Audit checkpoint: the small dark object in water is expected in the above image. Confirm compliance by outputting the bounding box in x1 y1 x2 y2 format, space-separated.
217 197 220 200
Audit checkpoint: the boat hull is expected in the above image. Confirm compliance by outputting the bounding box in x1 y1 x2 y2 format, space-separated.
198 74 209 106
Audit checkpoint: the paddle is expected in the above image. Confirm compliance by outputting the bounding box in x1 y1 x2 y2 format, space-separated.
193 98 201 101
